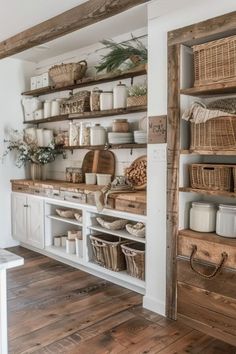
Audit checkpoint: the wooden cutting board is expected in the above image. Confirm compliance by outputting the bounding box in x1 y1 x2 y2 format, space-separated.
82 150 115 178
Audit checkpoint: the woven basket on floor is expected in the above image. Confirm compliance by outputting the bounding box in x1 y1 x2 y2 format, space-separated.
90 234 128 272
193 35 236 86
49 60 87 88
127 95 147 107
121 242 145 280
189 164 233 191
190 116 236 151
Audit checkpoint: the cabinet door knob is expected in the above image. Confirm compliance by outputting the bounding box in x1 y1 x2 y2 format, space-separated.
24 204 28 208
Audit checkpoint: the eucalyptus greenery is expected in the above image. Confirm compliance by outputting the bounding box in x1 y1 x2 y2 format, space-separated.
96 37 147 73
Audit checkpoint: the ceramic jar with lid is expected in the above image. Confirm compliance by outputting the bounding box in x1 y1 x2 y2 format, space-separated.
112 119 129 132
190 201 216 232
90 87 102 111
90 124 106 146
51 99 62 116
216 204 236 238
113 82 127 109
100 91 113 110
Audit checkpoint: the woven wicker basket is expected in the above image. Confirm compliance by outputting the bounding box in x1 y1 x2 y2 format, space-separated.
90 234 127 272
127 95 147 107
60 91 90 114
49 60 87 88
189 164 233 191
193 35 236 86
121 242 145 280
190 116 236 151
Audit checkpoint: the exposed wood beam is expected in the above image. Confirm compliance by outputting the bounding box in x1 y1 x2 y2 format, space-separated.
168 11 236 46
0 0 150 59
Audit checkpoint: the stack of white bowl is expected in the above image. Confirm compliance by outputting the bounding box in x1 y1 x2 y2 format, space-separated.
134 130 147 144
108 132 134 144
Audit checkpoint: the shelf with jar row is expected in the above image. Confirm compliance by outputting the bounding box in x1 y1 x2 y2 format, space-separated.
62 143 147 151
22 65 147 97
23 105 147 125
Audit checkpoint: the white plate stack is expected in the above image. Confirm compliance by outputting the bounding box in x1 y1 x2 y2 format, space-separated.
108 132 134 144
134 130 147 144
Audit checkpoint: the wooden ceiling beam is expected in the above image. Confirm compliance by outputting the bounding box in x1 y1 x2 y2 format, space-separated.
0 0 150 59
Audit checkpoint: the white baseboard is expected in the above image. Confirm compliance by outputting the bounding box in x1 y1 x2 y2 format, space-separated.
143 295 166 316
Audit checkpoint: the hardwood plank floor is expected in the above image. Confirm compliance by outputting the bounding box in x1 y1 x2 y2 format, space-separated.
7 247 236 354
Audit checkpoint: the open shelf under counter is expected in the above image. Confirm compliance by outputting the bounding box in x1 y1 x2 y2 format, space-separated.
23 105 147 125
47 214 83 227
179 187 236 198
45 245 82 264
86 260 145 292
88 225 146 244
180 149 236 156
22 66 147 97
180 81 236 97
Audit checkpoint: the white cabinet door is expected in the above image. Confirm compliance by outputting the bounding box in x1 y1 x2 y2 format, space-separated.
27 196 44 249
11 194 27 243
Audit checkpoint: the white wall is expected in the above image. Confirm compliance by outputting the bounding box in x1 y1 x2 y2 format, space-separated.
0 58 35 248
144 0 236 316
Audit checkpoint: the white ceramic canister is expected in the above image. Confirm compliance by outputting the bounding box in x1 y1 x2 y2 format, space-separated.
43 130 54 146
216 204 236 238
85 173 97 185
69 122 79 146
97 174 112 186
90 124 106 146
75 236 83 258
61 236 67 248
54 236 61 247
51 99 61 116
44 100 51 118
100 91 113 110
113 82 127 109
190 202 216 233
66 239 76 254
36 129 44 147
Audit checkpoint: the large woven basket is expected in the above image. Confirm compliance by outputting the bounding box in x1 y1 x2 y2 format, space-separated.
90 234 127 272
49 60 87 88
127 95 147 108
121 242 145 280
193 35 236 86
190 116 236 151
189 164 233 191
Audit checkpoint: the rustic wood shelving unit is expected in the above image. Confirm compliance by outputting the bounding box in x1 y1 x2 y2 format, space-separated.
22 66 147 97
180 82 236 96
23 105 147 125
179 187 236 198
180 149 236 156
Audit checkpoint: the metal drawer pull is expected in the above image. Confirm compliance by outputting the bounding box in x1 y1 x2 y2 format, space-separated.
190 245 228 279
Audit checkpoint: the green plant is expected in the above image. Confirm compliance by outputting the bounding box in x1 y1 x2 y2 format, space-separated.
96 37 147 73
128 84 147 97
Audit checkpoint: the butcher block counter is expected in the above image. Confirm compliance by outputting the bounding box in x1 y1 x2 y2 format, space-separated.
11 179 147 215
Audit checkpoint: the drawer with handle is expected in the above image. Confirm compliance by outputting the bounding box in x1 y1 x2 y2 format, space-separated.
178 229 236 273
115 199 146 215
64 191 86 204
12 183 32 194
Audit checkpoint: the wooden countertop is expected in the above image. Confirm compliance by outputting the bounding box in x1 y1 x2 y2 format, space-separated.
11 179 146 201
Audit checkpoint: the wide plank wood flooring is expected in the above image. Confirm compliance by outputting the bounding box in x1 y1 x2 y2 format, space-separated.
7 247 236 354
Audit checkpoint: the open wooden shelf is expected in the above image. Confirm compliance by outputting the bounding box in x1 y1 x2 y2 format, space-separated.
178 229 236 246
180 149 236 156
63 143 147 151
179 187 236 198
88 225 146 244
23 105 147 125
22 66 147 97
180 81 236 96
